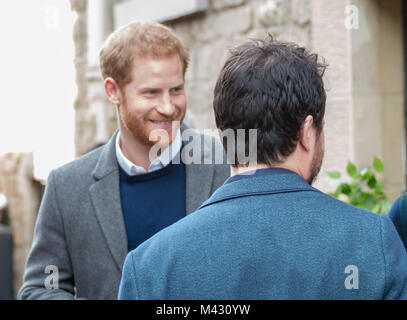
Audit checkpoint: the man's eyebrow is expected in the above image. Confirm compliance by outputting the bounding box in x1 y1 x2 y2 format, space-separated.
137 82 185 91
139 86 161 91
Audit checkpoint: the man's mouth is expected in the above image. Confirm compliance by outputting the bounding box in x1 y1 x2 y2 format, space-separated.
149 120 174 129
150 120 172 124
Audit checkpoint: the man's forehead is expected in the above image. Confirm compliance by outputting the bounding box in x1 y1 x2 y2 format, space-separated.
127 54 183 82
130 54 181 72
131 52 182 65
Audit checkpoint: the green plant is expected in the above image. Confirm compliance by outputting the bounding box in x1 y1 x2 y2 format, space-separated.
327 156 392 214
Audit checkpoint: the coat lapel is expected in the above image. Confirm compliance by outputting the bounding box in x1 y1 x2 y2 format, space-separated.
185 163 214 214
89 131 128 272
181 123 216 214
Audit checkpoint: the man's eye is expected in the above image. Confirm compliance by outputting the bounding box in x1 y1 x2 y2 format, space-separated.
172 87 183 93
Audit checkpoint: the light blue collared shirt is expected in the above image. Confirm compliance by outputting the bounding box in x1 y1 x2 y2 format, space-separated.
115 129 182 176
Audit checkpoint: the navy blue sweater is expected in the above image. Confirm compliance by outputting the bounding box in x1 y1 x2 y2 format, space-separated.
118 162 186 251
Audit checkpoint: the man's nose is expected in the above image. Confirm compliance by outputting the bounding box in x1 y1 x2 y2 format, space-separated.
156 93 175 116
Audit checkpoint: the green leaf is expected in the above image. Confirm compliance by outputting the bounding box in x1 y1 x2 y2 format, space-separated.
367 176 377 189
373 156 384 173
349 189 363 205
347 162 358 178
374 182 385 194
325 157 390 215
381 199 392 214
350 182 360 190
362 171 373 181
327 171 341 179
327 192 338 198
363 194 377 211
372 203 381 214
339 183 351 195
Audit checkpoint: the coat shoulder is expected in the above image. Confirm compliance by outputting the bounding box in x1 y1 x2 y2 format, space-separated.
50 145 105 186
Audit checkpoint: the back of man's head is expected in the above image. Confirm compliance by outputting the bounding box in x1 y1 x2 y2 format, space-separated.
99 21 190 89
213 34 327 167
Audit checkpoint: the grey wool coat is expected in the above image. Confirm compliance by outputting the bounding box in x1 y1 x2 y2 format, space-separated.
18 124 230 300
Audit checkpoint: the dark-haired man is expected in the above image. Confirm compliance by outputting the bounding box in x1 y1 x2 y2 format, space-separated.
118 35 407 299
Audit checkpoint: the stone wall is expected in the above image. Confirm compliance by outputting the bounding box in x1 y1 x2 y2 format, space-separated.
351 0 405 200
71 0 93 157
0 153 43 297
72 0 118 156
310 0 354 192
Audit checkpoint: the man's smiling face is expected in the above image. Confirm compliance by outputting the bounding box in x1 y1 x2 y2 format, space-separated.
118 54 186 148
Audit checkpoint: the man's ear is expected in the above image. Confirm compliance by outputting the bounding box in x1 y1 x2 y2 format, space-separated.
299 115 314 152
104 77 121 105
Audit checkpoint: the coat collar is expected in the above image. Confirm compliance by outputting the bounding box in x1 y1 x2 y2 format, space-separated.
89 130 127 272
92 130 119 181
199 169 321 210
180 122 217 213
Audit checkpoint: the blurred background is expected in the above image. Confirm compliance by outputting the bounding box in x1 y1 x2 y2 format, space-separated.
0 0 406 298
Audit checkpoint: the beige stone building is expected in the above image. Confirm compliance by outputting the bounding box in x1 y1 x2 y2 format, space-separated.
1 0 406 298
0 153 43 297
71 0 406 201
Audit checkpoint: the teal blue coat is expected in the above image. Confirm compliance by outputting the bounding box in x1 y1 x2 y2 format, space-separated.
118 169 407 299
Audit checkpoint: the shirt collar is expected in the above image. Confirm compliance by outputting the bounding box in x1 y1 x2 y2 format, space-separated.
225 168 298 185
115 128 182 176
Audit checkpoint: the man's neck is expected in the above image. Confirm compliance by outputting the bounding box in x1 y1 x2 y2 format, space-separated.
119 132 157 172
231 163 270 176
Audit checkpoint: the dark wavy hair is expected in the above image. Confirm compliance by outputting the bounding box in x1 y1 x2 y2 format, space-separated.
213 34 327 167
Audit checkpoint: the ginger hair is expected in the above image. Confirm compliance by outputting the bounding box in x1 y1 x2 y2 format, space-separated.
99 21 190 88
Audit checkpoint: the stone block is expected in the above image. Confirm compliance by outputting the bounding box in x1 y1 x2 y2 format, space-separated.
3 176 17 197
73 13 87 57
291 0 311 26
201 6 252 41
70 0 87 12
171 22 199 50
191 110 218 132
256 0 291 27
0 153 21 175
193 40 230 79
10 220 23 247
185 79 216 114
273 25 311 47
